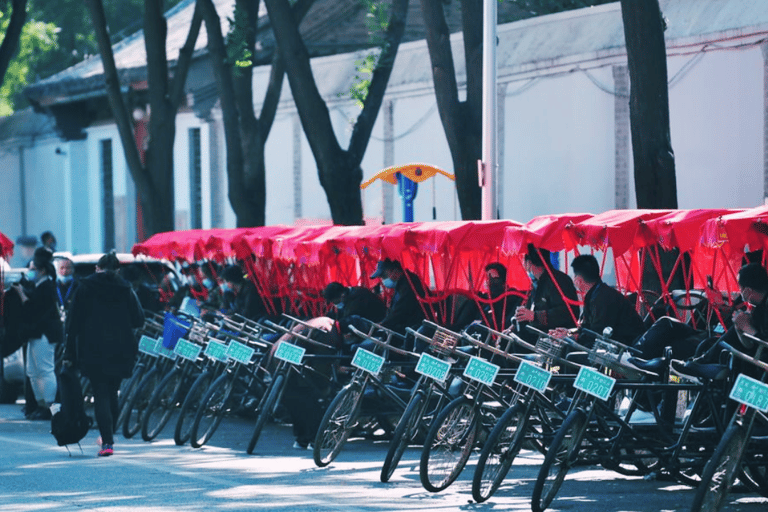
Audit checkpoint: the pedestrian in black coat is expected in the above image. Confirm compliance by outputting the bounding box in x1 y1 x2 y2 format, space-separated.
64 251 144 456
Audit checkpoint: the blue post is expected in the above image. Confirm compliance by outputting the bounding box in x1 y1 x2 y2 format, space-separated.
397 173 418 222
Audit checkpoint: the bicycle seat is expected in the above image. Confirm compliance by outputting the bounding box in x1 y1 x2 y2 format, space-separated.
671 360 728 381
626 356 667 376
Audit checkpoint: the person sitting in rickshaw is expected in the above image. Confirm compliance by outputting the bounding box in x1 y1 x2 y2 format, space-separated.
220 264 267 322
513 244 579 343
549 254 645 348
369 258 426 336
322 281 387 334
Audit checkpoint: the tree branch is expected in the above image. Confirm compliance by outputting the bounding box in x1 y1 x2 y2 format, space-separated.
347 0 409 165
84 0 152 196
170 0 203 110
0 0 27 86
258 0 315 134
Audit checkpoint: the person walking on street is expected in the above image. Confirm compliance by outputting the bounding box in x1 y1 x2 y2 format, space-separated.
64 251 145 456
11 247 62 420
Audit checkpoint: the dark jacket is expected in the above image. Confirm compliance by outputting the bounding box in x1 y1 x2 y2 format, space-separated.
578 280 645 347
526 268 579 331
20 277 63 346
230 280 266 321
380 270 426 334
66 271 145 379
56 278 80 313
334 286 387 331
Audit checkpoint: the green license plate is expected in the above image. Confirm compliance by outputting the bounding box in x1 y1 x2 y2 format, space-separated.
139 335 159 357
415 353 452 382
204 340 229 362
514 360 552 393
274 341 306 365
729 374 768 413
574 367 616 401
155 338 178 361
226 340 255 364
463 356 500 387
351 348 385 376
174 338 202 362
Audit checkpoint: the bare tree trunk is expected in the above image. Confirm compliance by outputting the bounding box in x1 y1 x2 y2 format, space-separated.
85 0 202 237
265 0 409 225
620 0 677 209
200 0 313 227
0 0 27 86
420 0 481 220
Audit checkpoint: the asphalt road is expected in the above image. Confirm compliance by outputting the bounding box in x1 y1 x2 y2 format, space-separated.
0 403 766 512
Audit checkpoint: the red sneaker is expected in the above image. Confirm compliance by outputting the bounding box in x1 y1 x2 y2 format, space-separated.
98 444 113 457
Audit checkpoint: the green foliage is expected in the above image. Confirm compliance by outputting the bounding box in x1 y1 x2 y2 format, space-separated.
0 9 56 116
0 0 186 114
226 5 253 74
349 52 377 108
361 0 389 42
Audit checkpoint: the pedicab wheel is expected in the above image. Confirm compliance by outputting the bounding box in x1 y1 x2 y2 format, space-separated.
531 408 587 512
122 367 160 439
419 395 478 493
313 383 364 467
381 390 426 482
190 373 230 448
117 364 146 421
472 403 527 503
690 423 748 512
174 370 213 446
142 368 183 441
247 374 286 454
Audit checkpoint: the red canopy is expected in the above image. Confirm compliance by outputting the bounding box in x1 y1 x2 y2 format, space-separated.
132 228 257 261
0 232 13 258
701 205 768 255
502 213 594 254
563 209 674 256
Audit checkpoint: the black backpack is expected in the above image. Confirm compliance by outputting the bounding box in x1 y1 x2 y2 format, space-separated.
51 365 93 448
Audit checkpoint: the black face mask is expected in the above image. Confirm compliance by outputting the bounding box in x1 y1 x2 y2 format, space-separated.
489 283 505 299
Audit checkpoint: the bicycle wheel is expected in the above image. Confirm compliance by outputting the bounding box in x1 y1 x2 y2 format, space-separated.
121 367 161 439
141 368 184 441
472 403 528 503
174 370 213 446
531 408 588 512
117 364 145 416
190 372 231 448
247 373 286 454
313 382 364 467
381 390 426 482
690 423 749 512
419 395 478 493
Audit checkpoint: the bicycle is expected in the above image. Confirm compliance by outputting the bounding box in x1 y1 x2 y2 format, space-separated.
246 315 346 454
690 333 768 511
312 321 415 468
380 321 461 483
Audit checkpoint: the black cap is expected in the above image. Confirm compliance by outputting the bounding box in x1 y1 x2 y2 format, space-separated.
524 244 551 268
370 259 400 279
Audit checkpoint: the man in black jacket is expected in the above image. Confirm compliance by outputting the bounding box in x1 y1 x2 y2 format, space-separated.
221 264 266 322
370 259 426 335
550 254 645 348
65 251 145 456
514 244 579 342
322 282 386 332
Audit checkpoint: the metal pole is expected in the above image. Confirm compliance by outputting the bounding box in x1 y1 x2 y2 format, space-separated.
481 0 497 220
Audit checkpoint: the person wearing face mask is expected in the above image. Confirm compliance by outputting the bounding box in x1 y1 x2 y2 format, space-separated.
55 257 80 315
11 247 62 420
549 254 644 349
675 262 768 380
369 259 426 336
220 264 267 322
513 244 579 342
322 281 387 333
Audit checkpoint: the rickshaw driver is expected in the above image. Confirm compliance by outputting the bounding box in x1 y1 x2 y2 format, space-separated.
549 254 645 348
513 244 580 343
322 281 387 334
